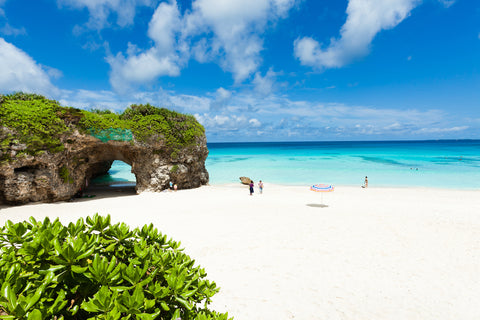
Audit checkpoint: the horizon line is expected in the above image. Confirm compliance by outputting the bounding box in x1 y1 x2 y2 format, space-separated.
206 138 480 144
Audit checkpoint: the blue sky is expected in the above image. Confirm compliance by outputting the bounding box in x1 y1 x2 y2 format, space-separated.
0 0 479 142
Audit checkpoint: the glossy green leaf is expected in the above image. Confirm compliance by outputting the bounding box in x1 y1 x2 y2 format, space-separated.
2 283 16 310
171 309 181 320
24 283 45 312
71 265 88 273
175 296 193 311
27 309 42 320
160 301 170 311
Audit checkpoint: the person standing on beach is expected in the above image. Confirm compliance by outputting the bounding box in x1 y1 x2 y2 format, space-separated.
364 176 368 188
258 180 264 194
169 181 173 191
249 181 254 195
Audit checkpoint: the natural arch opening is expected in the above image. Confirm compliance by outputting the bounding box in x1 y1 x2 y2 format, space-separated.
82 160 137 199
91 160 136 187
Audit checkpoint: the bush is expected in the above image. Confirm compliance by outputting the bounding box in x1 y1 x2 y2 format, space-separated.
0 215 231 320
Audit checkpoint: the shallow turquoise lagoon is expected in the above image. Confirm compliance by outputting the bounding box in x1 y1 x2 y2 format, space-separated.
99 140 480 189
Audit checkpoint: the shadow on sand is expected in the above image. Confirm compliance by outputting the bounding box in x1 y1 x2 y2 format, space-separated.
68 183 137 202
306 203 329 208
0 185 138 208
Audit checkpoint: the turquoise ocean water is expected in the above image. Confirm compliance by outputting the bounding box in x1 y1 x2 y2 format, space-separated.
99 140 480 189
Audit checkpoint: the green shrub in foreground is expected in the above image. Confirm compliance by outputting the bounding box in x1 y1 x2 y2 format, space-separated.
0 215 231 320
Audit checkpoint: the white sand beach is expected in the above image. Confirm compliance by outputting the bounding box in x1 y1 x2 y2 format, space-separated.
1 184 479 320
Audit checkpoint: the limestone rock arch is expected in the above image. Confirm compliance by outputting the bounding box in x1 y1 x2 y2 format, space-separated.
0 94 209 205
0 133 209 205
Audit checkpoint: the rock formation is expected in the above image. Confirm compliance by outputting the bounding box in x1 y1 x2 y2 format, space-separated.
239 176 253 185
0 93 209 205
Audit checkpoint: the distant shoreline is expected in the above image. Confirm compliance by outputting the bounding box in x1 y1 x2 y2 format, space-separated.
2 183 477 209
1 183 478 209
87 180 480 192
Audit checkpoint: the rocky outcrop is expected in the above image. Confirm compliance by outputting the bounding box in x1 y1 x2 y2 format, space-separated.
0 94 209 205
239 176 253 185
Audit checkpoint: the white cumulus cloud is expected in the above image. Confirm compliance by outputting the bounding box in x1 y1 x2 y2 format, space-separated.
107 0 185 92
108 0 298 92
210 87 232 110
107 46 181 92
186 0 296 83
252 68 278 96
0 38 58 95
294 0 421 69
148 1 182 55
249 118 261 127
186 0 268 83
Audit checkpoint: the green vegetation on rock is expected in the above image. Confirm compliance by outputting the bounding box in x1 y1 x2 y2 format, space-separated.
170 165 179 173
78 103 205 147
0 93 74 161
0 93 205 162
59 166 74 184
0 214 231 320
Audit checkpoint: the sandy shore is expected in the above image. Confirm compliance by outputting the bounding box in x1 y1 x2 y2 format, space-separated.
1 184 479 319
